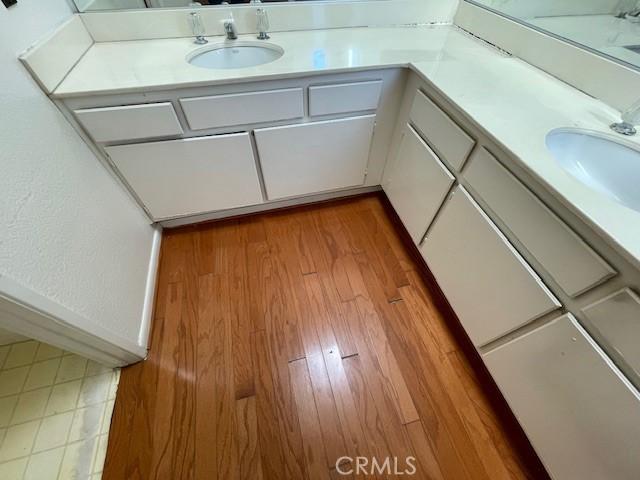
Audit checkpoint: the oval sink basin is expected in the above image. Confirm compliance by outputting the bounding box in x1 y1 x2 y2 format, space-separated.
188 42 283 69
546 129 640 213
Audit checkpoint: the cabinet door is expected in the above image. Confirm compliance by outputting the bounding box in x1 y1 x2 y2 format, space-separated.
180 88 303 130
255 115 375 200
409 90 475 171
484 314 640 480
383 125 454 243
464 147 614 296
106 133 263 220
75 102 183 143
420 186 560 346
583 288 640 376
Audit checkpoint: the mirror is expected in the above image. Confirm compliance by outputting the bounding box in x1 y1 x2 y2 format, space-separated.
74 0 357 13
467 0 640 71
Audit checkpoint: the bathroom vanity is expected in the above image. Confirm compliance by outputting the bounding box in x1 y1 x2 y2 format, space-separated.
60 69 403 222
23 16 640 480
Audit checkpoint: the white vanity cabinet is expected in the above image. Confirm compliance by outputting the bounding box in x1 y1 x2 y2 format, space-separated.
63 70 404 223
383 125 455 243
105 133 263 220
420 186 560 346
484 314 640 480
254 115 376 200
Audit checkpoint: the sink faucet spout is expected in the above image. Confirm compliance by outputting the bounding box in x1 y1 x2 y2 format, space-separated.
224 17 238 40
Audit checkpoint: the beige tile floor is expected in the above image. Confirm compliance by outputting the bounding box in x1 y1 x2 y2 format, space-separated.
0 340 119 480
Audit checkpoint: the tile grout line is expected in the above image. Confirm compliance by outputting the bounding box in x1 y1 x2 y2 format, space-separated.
0 340 118 480
22 344 65 478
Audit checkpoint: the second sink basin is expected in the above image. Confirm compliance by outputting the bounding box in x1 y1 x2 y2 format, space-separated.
188 41 284 69
546 128 640 213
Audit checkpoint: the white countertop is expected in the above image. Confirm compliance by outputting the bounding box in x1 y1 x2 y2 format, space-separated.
54 25 640 267
54 25 464 97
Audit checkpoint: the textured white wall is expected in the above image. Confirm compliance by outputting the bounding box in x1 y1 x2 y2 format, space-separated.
0 1 155 349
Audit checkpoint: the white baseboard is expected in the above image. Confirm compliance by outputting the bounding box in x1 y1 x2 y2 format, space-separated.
160 185 382 228
138 226 162 351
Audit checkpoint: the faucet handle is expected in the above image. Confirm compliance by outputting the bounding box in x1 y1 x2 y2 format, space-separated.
257 8 270 40
189 11 208 45
611 98 640 136
622 98 640 125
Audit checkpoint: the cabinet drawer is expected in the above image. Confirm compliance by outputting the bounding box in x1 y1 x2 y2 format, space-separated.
255 115 375 200
105 133 263 220
309 80 382 116
383 125 455 243
74 102 183 143
583 288 640 376
465 147 615 296
484 314 640 480
180 88 303 130
409 90 475 171
420 186 560 346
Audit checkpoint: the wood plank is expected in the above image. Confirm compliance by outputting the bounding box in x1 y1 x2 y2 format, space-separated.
289 359 332 480
405 420 445 480
341 253 420 425
148 283 186 479
102 360 143 479
342 352 418 479
341 299 419 426
357 208 410 289
235 396 264 480
322 347 371 462
300 210 358 358
261 239 305 363
339 206 403 302
195 274 218 480
306 353 350 468
341 354 394 466
403 270 459 354
227 230 255 400
209 274 239 479
252 330 287 480
264 215 323 359
365 195 416 273
246 240 270 333
312 207 356 302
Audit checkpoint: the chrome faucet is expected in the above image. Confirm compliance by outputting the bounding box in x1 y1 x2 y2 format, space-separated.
189 10 208 45
611 98 640 136
256 8 270 40
224 16 238 40
615 0 640 18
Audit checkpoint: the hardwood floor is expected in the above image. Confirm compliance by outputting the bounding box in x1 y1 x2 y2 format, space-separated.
103 193 549 480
